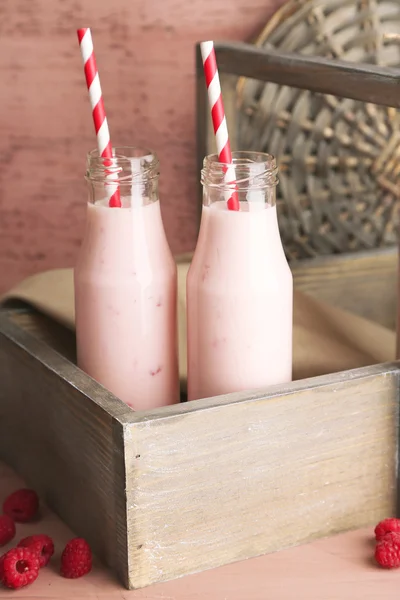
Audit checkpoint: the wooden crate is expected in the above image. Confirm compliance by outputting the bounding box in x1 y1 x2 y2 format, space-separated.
0 247 398 590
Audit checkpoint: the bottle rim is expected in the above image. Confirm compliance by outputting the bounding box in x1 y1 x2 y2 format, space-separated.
201 151 279 190
86 147 159 183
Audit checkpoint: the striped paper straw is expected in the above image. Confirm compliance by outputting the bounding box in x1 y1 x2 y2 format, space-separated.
77 28 121 208
200 41 239 211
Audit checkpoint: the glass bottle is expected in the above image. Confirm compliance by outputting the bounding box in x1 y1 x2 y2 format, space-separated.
74 147 179 410
187 151 293 400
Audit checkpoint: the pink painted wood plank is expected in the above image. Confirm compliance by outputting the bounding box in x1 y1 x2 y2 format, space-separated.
0 0 286 294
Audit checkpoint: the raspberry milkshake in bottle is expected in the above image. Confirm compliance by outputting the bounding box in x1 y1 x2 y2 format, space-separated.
74 148 179 410
187 151 293 401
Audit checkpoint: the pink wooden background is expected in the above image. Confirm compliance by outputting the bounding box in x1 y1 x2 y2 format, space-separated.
0 0 285 294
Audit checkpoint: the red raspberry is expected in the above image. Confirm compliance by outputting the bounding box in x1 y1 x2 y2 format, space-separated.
375 531 400 568
375 518 400 541
0 514 16 546
0 547 40 589
0 553 5 579
60 538 92 579
18 534 54 568
3 489 39 523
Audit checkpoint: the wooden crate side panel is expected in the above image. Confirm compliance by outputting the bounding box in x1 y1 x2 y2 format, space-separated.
112 421 132 589
125 365 399 588
0 315 129 578
291 248 397 330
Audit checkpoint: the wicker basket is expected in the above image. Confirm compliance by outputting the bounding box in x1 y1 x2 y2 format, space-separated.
237 0 400 261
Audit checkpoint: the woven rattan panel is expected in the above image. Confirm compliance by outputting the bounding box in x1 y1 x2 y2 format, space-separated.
237 0 400 260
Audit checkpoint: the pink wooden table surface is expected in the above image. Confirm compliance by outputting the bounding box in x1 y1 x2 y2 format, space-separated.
0 460 398 599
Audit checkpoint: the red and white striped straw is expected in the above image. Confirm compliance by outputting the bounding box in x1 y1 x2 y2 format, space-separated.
200 41 239 211
77 28 121 208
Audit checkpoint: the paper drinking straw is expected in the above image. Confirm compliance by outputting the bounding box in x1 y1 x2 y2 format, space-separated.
77 28 121 208
200 41 239 211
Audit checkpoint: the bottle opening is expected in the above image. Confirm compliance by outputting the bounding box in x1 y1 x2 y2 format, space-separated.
85 146 160 207
201 151 279 191
86 147 159 184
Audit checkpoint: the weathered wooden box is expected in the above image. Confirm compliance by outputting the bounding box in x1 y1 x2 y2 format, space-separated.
0 246 398 589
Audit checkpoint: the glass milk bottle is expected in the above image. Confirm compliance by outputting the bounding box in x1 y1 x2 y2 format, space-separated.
74 147 179 410
187 151 293 401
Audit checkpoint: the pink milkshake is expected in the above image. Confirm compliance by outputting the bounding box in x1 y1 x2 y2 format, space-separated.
74 148 179 410
187 152 293 401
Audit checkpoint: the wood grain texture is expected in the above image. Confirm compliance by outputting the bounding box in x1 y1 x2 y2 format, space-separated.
9 308 77 362
123 363 399 588
0 0 286 295
213 42 400 106
3 457 400 600
292 247 398 329
0 312 132 583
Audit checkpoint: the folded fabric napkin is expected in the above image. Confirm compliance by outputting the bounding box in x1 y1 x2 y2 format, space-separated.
1 257 395 385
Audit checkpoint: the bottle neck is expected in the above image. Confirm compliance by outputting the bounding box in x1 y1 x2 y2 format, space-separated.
85 146 159 207
201 151 278 209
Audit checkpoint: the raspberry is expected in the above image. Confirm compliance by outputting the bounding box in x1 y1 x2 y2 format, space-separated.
0 514 16 546
18 534 54 568
0 553 5 579
375 518 400 542
60 538 92 579
0 547 40 589
3 489 39 523
375 532 400 568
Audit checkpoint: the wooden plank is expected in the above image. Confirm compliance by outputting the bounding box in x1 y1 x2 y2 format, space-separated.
211 42 400 108
0 313 131 585
8 308 77 363
2 458 400 599
123 363 399 588
112 419 131 588
292 247 398 329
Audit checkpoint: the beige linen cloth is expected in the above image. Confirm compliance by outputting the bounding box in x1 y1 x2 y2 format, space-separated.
1 258 396 384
